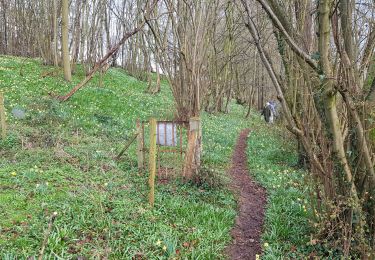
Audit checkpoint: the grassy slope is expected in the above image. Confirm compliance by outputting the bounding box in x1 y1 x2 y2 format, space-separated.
0 56 258 259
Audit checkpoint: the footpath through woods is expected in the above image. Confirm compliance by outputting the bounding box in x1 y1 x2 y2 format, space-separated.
226 129 267 260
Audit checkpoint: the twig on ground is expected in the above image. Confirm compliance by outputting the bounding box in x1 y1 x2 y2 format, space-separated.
38 211 58 260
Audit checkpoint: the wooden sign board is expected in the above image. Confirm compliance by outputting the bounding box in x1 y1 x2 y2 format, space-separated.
156 122 178 146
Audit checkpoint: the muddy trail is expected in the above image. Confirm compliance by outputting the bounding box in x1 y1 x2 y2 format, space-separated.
226 129 267 260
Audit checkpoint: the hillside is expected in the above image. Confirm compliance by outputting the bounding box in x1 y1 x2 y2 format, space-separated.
0 56 315 259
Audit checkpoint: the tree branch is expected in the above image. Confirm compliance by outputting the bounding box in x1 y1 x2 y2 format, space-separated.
255 0 319 71
57 0 160 102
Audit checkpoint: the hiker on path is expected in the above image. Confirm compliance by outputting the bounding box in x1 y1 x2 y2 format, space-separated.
261 102 274 123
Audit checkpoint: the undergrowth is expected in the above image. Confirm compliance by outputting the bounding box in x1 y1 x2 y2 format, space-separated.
0 55 326 259
247 124 331 258
0 55 255 259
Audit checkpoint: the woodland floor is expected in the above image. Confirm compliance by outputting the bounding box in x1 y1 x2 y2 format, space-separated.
226 129 267 260
1 56 316 258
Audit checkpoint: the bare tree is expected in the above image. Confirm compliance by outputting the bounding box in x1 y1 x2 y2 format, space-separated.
239 0 375 256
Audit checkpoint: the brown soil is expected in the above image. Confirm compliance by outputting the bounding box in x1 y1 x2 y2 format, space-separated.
226 129 267 260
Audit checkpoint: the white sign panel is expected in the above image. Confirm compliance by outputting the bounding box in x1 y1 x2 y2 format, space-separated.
156 122 178 146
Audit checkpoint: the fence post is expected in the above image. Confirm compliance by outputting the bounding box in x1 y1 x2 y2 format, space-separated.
136 119 144 172
148 118 157 207
0 92 6 140
183 117 201 180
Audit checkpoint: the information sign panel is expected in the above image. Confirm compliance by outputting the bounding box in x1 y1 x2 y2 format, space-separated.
156 122 177 146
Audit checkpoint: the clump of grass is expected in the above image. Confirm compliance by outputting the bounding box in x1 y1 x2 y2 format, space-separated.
0 133 19 150
192 166 227 190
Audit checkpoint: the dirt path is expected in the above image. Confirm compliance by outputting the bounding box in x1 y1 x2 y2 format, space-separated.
226 129 267 260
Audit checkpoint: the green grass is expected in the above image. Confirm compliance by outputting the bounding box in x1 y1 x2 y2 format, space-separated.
247 124 321 259
0 55 257 259
1 55 323 259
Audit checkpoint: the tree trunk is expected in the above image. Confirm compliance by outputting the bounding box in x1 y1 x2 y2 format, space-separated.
61 0 71 81
53 0 58 67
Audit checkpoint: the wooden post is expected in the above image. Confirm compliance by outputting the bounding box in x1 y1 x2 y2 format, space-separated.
136 119 144 171
183 117 202 180
148 118 157 207
0 92 6 140
192 117 202 171
115 133 139 160
184 131 197 179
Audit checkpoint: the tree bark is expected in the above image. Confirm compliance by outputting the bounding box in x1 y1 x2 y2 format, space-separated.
61 0 72 81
